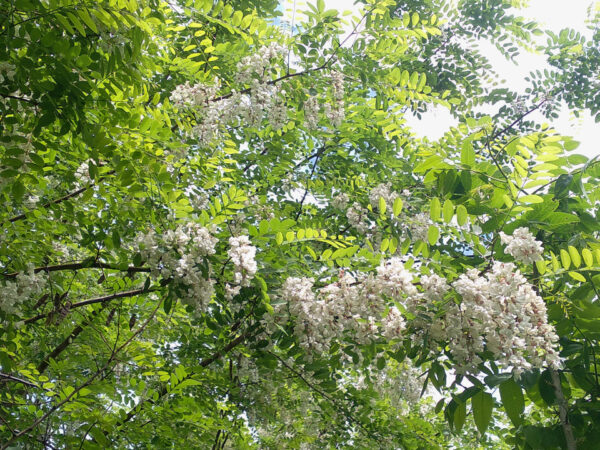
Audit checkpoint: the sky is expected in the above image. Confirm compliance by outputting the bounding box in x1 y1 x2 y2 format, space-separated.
285 0 599 159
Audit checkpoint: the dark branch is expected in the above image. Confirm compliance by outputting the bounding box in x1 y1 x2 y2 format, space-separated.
24 286 162 325
5 170 115 224
4 260 151 279
37 303 110 374
0 372 40 389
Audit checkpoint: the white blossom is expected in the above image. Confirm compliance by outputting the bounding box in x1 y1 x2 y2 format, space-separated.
331 192 349 210
228 235 257 287
369 183 399 213
408 212 430 242
346 202 369 233
500 227 544 264
1 265 47 315
448 261 560 375
170 81 219 108
279 259 560 377
135 223 218 313
304 96 320 130
75 160 92 185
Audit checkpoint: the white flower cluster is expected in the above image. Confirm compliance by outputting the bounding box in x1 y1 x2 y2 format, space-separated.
235 43 286 84
74 160 92 186
169 81 219 108
228 235 257 287
408 212 430 242
281 258 560 377
500 227 544 264
135 222 218 312
281 258 414 356
346 202 369 233
331 192 349 210
1 265 47 315
303 95 320 130
369 183 399 213
438 262 560 375
169 45 346 144
323 71 345 127
169 44 290 145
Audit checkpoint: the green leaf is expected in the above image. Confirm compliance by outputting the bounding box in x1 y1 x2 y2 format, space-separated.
456 204 468 226
442 199 454 224
453 401 466 432
427 225 439 245
78 9 98 33
538 370 557 406
66 11 86 36
569 271 586 282
402 13 410 27
430 197 441 221
560 249 571 270
392 197 403 216
411 12 420 27
414 155 443 173
461 140 475 166
519 194 544 204
582 248 594 267
568 246 581 268
499 379 524 426
378 196 386 215
471 391 494 434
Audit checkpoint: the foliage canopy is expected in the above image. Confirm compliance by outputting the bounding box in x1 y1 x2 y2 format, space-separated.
1 0 600 448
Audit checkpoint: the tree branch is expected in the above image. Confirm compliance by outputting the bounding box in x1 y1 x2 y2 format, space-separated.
36 303 110 374
0 372 40 389
24 285 162 325
106 329 250 437
295 146 326 221
5 170 115 224
551 369 577 450
4 260 151 279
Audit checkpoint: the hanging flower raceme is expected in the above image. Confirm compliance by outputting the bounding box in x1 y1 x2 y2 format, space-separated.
281 258 415 357
280 258 560 377
500 227 544 264
436 261 560 376
168 44 347 146
1 265 47 315
228 235 257 287
135 222 218 313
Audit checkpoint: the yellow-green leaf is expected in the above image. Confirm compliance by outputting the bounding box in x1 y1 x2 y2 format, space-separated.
430 197 441 221
456 205 468 226
569 271 586 282
560 249 571 270
393 197 403 216
519 194 544 204
442 199 454 224
582 248 594 267
428 225 439 245
379 197 386 215
535 260 547 275
568 246 581 268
